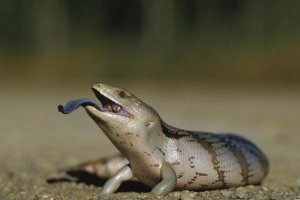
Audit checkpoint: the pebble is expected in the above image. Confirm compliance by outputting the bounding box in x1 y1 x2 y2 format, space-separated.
220 190 232 198
236 187 253 199
262 186 269 191
171 191 181 199
246 185 255 189
180 190 191 200
20 191 27 196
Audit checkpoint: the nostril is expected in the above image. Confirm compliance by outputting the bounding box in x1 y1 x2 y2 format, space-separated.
92 83 102 90
93 83 101 90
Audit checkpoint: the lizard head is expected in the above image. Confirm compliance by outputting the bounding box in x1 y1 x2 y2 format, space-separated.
84 83 162 139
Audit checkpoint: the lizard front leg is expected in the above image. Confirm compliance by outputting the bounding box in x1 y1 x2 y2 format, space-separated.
151 161 177 195
101 165 134 194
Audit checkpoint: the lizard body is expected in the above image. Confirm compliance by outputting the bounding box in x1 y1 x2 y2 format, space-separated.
56 83 268 195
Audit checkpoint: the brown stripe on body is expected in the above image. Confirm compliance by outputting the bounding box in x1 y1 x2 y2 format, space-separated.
194 136 226 187
222 134 269 179
225 141 249 185
161 121 190 139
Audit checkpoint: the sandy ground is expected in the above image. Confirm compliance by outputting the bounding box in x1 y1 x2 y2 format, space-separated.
0 83 299 199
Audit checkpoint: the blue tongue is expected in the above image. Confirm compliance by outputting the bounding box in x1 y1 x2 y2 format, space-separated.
58 98 102 114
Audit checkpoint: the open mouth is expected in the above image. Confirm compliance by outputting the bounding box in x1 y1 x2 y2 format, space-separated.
92 88 132 117
58 89 133 118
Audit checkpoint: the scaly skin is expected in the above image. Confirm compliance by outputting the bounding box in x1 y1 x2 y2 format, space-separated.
54 83 269 194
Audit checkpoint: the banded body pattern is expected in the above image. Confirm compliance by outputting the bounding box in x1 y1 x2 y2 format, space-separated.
159 128 268 190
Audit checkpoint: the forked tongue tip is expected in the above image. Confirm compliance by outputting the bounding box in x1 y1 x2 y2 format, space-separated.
58 105 65 113
58 98 102 114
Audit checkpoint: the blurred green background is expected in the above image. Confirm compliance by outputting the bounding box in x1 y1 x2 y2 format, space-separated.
1 0 300 86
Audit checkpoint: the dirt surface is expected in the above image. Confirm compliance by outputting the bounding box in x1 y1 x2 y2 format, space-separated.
0 83 299 199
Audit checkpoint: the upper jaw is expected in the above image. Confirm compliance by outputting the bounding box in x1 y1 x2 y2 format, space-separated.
90 88 133 118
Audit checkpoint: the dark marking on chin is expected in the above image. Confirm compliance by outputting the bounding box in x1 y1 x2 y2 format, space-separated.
171 161 180 166
150 164 160 168
154 147 165 156
176 148 182 153
143 151 151 156
178 172 184 179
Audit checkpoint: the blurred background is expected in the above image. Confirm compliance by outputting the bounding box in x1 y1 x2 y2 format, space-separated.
0 1 300 199
1 0 300 86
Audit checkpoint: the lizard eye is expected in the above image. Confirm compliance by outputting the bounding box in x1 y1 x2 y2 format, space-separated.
119 91 126 98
